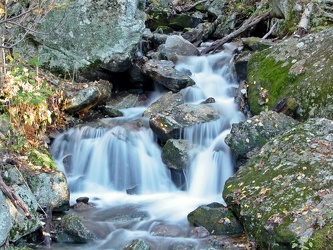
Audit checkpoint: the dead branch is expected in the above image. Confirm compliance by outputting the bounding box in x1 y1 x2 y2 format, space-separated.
201 10 271 54
262 22 277 39
294 2 314 38
0 168 32 219
184 0 207 12
42 206 52 248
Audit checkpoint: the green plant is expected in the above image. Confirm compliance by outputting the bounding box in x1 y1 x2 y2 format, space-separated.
291 237 314 250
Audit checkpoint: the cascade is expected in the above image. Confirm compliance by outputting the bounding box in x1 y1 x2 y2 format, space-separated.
50 51 245 249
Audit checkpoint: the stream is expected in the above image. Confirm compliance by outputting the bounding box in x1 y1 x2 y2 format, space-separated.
50 52 245 249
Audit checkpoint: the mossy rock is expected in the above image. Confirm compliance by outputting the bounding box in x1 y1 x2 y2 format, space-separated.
247 28 333 121
223 118 333 249
187 202 243 235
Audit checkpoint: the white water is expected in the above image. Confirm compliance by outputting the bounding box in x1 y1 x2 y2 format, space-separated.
50 52 244 249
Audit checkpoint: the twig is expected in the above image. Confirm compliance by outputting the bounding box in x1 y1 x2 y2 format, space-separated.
184 0 207 12
201 10 271 54
262 22 277 39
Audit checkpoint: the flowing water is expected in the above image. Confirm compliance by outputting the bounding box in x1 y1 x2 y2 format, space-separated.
50 52 245 249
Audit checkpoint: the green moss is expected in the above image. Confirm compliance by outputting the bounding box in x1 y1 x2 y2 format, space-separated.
310 223 333 250
247 51 295 115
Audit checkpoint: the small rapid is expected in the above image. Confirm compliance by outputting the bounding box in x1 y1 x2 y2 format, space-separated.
50 51 244 249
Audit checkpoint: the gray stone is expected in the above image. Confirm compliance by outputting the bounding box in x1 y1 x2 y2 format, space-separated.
158 35 200 63
62 80 112 114
0 192 12 246
124 238 151 250
24 170 70 211
142 60 195 93
143 91 184 118
14 0 146 74
150 104 220 144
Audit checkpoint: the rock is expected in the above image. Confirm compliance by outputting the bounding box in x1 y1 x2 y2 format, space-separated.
241 37 274 51
124 238 151 250
158 35 200 63
149 104 220 144
223 118 333 249
57 213 93 243
76 197 89 204
205 0 227 18
150 224 182 237
73 202 94 212
106 91 148 110
62 80 112 114
0 192 12 246
190 226 210 238
162 139 194 170
23 169 70 212
225 111 298 158
143 91 184 117
142 60 195 93
187 202 243 235
1 165 41 242
247 27 333 121
14 0 146 74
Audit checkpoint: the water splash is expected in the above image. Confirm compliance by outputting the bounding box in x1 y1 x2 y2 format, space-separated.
50 51 244 249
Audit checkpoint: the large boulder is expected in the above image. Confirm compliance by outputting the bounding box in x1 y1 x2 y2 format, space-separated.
247 28 333 121
149 103 220 144
223 118 333 249
142 59 195 92
1 164 41 242
23 170 70 212
225 111 298 158
14 0 146 74
0 192 12 246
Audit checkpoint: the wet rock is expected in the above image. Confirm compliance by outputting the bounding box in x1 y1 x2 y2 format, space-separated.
201 97 216 104
158 35 200 63
150 224 182 237
23 169 70 212
190 226 210 238
162 139 194 170
73 202 95 212
76 197 89 204
143 91 184 118
62 80 112 114
149 104 220 144
205 0 227 18
57 213 93 243
225 111 298 158
124 238 151 250
223 118 333 249
142 59 195 93
187 202 243 235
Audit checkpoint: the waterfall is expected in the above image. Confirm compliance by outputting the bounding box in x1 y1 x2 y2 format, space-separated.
50 51 244 249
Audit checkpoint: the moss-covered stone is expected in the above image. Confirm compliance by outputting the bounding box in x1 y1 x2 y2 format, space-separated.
223 118 333 249
247 28 333 121
187 202 243 235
